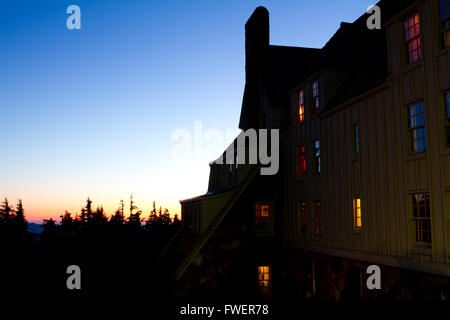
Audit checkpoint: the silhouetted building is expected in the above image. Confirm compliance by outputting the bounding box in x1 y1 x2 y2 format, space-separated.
160 0 450 300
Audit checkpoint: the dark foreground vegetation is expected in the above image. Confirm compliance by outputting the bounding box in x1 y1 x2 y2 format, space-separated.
0 197 181 302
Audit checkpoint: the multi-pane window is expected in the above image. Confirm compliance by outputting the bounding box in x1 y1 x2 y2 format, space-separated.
353 124 359 155
257 266 271 297
298 201 307 236
412 194 432 246
255 203 272 233
314 201 322 237
313 139 321 174
298 90 305 123
407 102 427 152
445 92 450 148
404 13 421 64
440 0 450 48
296 145 306 178
353 197 362 230
312 80 319 113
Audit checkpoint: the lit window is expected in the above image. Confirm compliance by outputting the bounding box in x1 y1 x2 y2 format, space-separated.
412 194 432 246
298 201 307 236
353 197 362 230
255 203 272 233
445 92 450 148
312 81 319 113
404 13 421 64
298 90 305 123
314 201 322 236
353 124 359 155
313 139 320 174
440 0 450 48
296 145 306 178
407 102 427 152
257 266 271 297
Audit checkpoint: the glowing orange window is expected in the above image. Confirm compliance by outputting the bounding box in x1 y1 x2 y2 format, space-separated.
404 14 421 64
255 204 272 233
257 266 271 297
256 204 269 217
298 90 305 123
353 197 361 230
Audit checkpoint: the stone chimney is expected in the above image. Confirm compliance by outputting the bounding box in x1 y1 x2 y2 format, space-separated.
245 6 269 82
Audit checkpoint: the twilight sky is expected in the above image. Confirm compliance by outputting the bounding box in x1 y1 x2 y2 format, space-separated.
0 0 373 222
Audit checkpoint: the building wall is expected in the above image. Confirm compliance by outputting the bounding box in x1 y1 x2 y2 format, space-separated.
286 0 450 276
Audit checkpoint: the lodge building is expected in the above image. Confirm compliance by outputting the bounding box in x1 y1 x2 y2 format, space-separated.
160 0 450 300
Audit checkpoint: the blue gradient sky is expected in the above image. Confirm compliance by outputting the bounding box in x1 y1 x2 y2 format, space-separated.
0 0 373 222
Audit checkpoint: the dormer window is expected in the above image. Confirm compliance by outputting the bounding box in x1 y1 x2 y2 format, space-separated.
404 13 421 64
312 81 319 113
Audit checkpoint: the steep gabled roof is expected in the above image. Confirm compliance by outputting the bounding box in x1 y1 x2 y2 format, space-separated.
265 45 321 108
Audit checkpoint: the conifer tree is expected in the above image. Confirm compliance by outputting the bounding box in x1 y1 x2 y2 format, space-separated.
12 199 27 234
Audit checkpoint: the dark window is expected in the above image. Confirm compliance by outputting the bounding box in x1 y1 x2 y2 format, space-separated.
313 139 320 173
404 13 421 64
298 90 305 123
353 124 359 155
407 102 427 152
312 81 319 113
440 0 450 48
298 201 307 236
412 194 432 246
183 205 200 233
314 201 322 236
445 92 450 148
296 145 306 178
255 203 272 233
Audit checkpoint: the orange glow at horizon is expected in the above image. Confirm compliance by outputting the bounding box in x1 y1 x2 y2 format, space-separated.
13 199 181 223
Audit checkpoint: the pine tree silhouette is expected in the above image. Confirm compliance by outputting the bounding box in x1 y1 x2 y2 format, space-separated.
12 199 27 235
0 198 12 224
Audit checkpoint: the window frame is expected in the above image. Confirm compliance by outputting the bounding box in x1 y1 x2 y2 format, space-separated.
312 80 319 114
352 123 359 157
297 201 307 237
254 202 273 235
314 201 322 237
445 91 450 148
313 139 321 174
411 193 432 247
403 13 422 64
298 89 305 123
257 265 272 297
407 101 427 153
439 0 450 48
296 145 306 179
353 197 362 231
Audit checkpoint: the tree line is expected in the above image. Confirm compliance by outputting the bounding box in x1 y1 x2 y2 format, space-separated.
0 195 181 248
0 195 181 296
0 198 27 237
